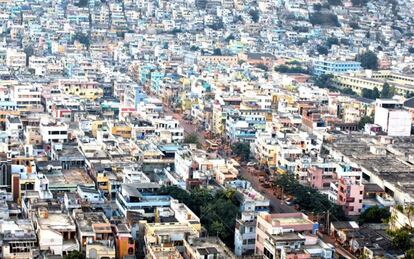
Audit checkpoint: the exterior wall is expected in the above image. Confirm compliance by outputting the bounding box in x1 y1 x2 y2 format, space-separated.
337 177 364 216
375 107 411 136
116 235 135 258
313 60 361 76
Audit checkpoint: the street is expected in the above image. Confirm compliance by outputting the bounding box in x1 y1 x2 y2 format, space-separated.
239 167 297 213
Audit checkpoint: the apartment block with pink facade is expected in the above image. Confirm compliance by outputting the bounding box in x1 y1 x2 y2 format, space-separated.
307 163 337 190
337 175 364 216
255 212 335 259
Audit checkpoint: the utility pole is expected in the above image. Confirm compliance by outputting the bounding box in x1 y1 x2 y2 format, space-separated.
326 209 330 234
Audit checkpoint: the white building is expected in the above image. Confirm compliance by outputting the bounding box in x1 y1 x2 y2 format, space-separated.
374 99 411 136
39 119 69 144
6 49 26 68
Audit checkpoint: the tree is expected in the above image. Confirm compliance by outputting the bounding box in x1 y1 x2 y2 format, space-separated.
361 87 380 100
381 82 396 98
213 48 222 55
255 64 269 71
184 132 200 145
326 37 339 49
314 74 335 89
225 34 235 42
359 206 391 224
73 32 90 47
392 230 412 251
23 45 34 67
313 3 322 11
64 251 84 259
75 0 88 7
309 12 340 27
357 51 379 70
317 45 329 55
190 46 200 51
358 115 374 129
272 174 346 220
231 142 250 161
328 0 342 5
157 187 239 248
351 0 368 6
248 9 260 23
406 248 414 259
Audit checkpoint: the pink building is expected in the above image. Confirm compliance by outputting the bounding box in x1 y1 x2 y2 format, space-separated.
337 176 364 216
308 164 337 189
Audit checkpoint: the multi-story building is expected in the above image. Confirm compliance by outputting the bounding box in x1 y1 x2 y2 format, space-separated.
374 99 411 136
6 49 26 68
255 212 333 259
335 70 414 97
336 168 364 216
231 180 270 256
313 59 361 76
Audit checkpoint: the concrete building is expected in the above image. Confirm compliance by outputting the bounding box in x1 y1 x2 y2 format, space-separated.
374 99 411 136
313 59 361 76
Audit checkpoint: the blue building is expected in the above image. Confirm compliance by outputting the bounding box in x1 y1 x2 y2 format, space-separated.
313 59 361 76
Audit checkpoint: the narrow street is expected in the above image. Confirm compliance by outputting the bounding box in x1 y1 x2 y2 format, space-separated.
239 167 297 213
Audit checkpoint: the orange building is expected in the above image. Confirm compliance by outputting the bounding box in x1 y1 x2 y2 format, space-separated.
115 224 135 258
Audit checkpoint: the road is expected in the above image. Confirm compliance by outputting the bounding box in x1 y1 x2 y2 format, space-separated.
239 167 297 213
165 106 354 258
164 106 207 146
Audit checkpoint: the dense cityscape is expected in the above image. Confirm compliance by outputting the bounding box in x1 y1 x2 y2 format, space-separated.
0 0 414 258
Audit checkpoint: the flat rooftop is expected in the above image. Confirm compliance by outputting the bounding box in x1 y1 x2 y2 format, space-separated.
47 169 94 186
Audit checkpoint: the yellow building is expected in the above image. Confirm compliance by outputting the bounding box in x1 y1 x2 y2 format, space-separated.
55 79 103 100
335 70 414 96
110 122 132 139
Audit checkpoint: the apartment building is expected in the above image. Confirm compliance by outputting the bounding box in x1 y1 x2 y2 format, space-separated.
374 99 411 137
313 59 361 76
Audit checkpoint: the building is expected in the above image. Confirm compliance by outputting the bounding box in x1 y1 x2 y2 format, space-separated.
183 237 237 259
335 70 414 97
313 59 361 76
374 99 411 136
255 212 320 258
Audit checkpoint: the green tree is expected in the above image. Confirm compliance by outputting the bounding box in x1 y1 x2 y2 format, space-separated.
406 248 414 259
357 51 379 70
23 45 34 67
184 132 200 145
248 9 260 23
392 230 412 251
73 32 90 47
317 45 329 55
314 74 335 89
328 0 342 5
358 115 374 129
157 186 191 204
326 37 339 49
351 0 368 6
361 87 380 99
75 0 88 7
231 142 250 161
255 64 269 71
309 12 340 27
272 174 346 220
380 82 396 98
64 251 84 259
213 48 222 55
359 206 391 224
